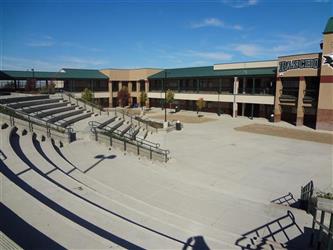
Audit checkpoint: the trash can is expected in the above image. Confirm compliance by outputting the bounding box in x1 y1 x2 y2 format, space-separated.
68 131 77 142
175 106 180 113
176 120 181 131
269 113 274 123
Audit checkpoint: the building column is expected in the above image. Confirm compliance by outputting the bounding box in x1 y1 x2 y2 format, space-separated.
242 77 246 94
145 80 149 107
296 77 306 126
136 81 140 107
274 77 282 122
128 81 133 106
233 77 239 118
108 80 113 107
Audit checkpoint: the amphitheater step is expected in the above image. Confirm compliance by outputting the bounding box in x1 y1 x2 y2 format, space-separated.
19 102 68 114
7 98 63 109
115 121 132 136
43 109 84 123
55 112 92 127
0 95 49 104
0 229 22 250
97 117 117 129
104 118 123 132
34 105 76 118
136 127 148 139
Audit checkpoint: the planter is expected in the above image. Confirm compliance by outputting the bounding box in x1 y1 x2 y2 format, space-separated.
317 197 333 213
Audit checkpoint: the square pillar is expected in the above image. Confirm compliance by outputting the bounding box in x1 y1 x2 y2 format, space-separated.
145 80 149 107
108 80 113 107
296 77 306 126
233 77 239 118
274 77 282 122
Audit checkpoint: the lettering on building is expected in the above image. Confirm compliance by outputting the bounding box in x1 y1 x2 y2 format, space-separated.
279 58 320 72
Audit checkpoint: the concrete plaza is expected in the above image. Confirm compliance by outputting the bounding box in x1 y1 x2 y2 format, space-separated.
62 110 332 248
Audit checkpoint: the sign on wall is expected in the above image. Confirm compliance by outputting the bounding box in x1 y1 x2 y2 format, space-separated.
279 58 320 73
323 54 333 68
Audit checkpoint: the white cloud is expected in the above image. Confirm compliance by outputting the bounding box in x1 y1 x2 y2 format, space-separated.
2 55 109 71
232 33 321 58
189 50 233 60
233 44 262 56
26 35 55 47
191 18 243 30
222 0 258 8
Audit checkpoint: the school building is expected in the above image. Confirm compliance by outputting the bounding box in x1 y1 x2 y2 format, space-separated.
0 17 332 130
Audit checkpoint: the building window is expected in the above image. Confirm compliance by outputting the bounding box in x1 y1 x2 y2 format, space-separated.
112 81 119 91
140 81 145 91
132 81 137 91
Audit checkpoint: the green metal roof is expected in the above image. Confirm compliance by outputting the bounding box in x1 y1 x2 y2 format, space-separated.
60 68 108 79
148 66 276 79
0 68 109 80
323 17 333 34
0 70 59 79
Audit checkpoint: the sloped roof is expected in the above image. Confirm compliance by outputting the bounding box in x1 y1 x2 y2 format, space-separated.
323 17 333 34
0 70 59 79
0 68 109 80
60 68 108 79
148 66 276 79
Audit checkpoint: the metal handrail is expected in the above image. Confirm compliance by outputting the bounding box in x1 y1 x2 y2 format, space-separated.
60 91 105 115
310 206 333 249
0 103 67 134
89 120 169 157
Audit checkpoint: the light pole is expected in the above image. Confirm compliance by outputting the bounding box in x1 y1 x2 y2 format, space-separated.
164 69 167 122
31 68 35 90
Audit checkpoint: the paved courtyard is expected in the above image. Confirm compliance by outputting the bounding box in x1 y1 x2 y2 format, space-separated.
63 110 332 248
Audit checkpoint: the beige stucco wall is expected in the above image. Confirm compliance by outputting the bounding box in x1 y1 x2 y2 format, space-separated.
321 33 333 76
277 53 321 77
317 84 333 109
214 60 277 70
148 92 274 104
100 68 162 81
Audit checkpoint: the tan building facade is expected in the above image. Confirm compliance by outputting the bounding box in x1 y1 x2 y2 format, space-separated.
100 68 162 107
273 17 333 130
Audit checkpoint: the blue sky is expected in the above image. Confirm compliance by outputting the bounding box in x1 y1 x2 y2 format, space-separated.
0 0 332 71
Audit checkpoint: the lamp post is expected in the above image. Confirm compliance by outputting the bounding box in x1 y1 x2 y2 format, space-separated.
164 69 167 122
31 68 35 90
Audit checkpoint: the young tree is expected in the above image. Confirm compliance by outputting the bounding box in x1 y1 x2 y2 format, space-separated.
117 86 131 107
196 98 206 116
25 79 36 92
165 89 175 109
139 91 147 108
81 88 93 102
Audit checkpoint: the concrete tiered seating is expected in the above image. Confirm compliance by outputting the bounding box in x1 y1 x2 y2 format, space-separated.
43 109 84 123
1 123 312 249
1 94 94 128
34 105 76 118
19 102 69 114
114 120 131 136
7 98 63 109
3 127 190 248
0 95 49 104
0 126 115 249
54 111 92 127
97 117 117 129
104 117 124 132
136 127 148 139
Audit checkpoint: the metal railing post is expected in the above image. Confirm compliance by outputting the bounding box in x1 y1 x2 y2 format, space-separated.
328 214 333 250
317 211 326 249
150 146 152 160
